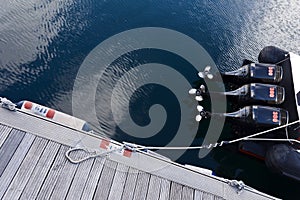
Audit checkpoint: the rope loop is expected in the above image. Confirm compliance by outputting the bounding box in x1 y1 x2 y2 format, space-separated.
66 146 125 164
65 147 99 164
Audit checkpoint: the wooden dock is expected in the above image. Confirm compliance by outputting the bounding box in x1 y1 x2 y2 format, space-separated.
0 106 278 200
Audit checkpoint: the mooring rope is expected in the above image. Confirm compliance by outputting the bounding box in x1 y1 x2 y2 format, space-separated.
65 146 125 164
65 119 300 164
128 120 300 151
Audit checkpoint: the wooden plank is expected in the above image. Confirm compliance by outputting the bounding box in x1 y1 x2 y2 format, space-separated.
146 175 162 200
194 190 203 200
2 137 48 200
169 182 183 200
93 159 118 199
201 192 215 200
0 123 6 131
19 141 61 199
133 172 151 200
0 125 12 148
0 133 35 199
36 145 69 200
0 108 106 158
121 167 139 200
0 129 25 176
0 124 10 134
158 179 171 200
65 150 95 200
80 157 106 200
108 163 129 200
49 149 85 200
182 186 194 200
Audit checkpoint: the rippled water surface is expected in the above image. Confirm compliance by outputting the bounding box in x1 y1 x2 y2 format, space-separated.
1 0 300 199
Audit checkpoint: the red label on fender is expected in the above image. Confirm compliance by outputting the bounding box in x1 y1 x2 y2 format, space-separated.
123 149 132 157
100 139 110 149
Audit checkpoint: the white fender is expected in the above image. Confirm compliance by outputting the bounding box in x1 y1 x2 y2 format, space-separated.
19 101 91 132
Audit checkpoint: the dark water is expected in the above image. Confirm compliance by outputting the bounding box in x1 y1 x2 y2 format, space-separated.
1 0 300 199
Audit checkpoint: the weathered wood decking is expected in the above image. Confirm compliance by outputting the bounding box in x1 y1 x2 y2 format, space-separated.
0 108 278 200
0 126 219 200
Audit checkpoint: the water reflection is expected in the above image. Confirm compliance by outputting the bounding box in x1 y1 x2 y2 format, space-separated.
0 0 94 96
1 0 300 198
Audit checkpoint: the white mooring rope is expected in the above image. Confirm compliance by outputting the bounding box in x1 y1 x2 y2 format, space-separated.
131 120 300 151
